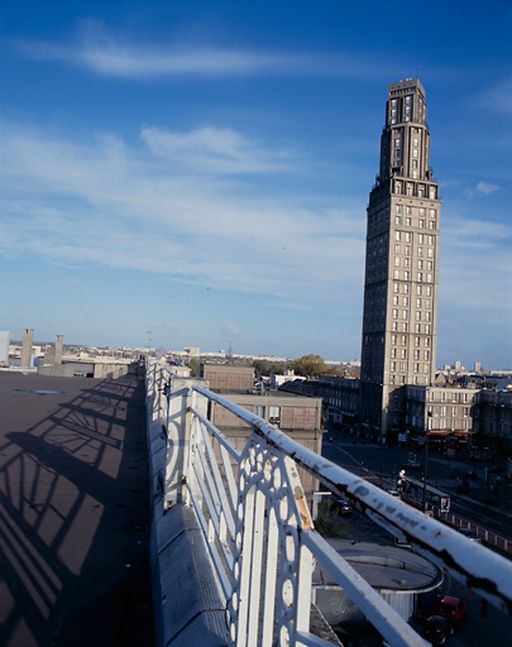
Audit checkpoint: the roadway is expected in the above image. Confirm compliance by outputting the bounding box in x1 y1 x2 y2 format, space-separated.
321 434 512 545
318 438 512 647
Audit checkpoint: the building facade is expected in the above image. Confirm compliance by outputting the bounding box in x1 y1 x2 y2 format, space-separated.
280 375 359 428
476 390 512 451
404 385 479 444
360 79 441 441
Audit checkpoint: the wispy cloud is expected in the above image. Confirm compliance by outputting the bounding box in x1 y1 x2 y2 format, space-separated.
2 120 510 324
480 76 512 114
0 121 364 305
440 212 512 312
465 181 499 197
140 126 293 174
12 20 401 80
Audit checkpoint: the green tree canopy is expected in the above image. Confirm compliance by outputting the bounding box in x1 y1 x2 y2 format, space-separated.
186 358 200 377
289 354 333 378
253 359 289 376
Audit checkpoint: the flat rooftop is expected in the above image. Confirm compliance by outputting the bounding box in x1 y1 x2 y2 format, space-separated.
0 372 152 646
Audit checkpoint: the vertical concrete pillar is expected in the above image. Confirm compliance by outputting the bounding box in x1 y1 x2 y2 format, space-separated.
55 334 64 365
0 330 10 364
21 328 34 368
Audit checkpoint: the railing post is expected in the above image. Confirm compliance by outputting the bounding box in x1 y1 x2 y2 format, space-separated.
164 379 209 508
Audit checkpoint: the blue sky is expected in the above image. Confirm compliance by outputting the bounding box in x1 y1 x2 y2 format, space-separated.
0 0 511 367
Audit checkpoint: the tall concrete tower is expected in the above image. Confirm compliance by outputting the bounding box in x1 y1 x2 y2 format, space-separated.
55 334 64 365
360 79 441 442
21 328 34 368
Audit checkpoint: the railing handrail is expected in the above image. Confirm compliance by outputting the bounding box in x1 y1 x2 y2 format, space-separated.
190 383 512 612
148 362 512 647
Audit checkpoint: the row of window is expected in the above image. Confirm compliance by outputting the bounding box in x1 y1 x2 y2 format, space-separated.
393 133 422 150
393 296 432 310
390 348 431 361
392 269 434 283
427 392 474 403
391 334 431 348
394 256 434 271
395 230 435 245
395 215 436 229
393 283 433 297
393 181 437 199
391 321 432 334
427 418 470 431
392 307 432 321
396 205 436 217
389 374 430 385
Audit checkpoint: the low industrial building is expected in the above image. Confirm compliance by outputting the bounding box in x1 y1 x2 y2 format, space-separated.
313 540 443 625
198 364 323 507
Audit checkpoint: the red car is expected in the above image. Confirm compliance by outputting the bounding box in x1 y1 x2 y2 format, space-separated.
439 596 468 624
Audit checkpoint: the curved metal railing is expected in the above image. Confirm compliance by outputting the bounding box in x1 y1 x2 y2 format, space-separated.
146 360 512 647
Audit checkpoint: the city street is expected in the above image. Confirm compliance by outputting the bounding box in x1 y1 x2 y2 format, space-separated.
321 430 512 541
317 443 512 647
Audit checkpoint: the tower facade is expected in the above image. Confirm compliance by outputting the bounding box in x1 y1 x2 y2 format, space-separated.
360 79 441 441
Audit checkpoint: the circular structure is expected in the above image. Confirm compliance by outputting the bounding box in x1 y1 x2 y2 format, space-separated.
313 540 443 625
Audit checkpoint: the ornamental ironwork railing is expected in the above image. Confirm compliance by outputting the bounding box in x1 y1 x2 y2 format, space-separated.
146 360 512 647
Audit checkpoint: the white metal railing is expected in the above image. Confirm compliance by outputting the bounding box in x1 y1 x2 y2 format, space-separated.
146 361 512 646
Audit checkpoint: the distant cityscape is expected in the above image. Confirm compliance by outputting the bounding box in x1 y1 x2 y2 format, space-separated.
1 323 511 455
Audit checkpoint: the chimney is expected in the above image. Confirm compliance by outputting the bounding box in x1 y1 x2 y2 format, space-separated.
21 328 34 368
55 334 64 365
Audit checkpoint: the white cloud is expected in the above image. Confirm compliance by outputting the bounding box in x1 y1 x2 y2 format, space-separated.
480 76 512 114
0 122 364 305
440 213 512 313
465 181 499 197
1 120 509 326
12 21 402 80
140 126 292 174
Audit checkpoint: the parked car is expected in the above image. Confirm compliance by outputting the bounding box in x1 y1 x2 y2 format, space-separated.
387 488 400 497
331 497 353 515
424 615 454 645
439 596 468 624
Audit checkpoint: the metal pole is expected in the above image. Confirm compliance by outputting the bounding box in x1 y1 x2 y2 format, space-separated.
423 435 429 513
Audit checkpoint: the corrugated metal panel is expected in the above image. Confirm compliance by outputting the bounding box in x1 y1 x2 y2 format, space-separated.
380 591 414 621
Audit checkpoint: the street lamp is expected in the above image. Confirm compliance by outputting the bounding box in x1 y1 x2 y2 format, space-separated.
423 412 433 513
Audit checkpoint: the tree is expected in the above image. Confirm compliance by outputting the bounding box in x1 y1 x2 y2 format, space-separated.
289 354 333 378
253 359 289 376
186 358 200 377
